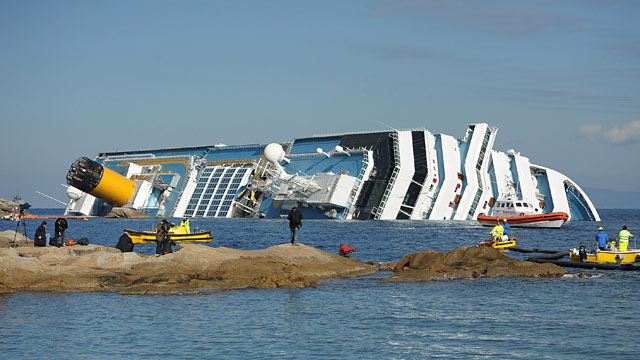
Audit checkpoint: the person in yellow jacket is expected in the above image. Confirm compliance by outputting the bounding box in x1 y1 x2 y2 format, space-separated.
180 218 191 234
617 226 634 251
490 221 504 242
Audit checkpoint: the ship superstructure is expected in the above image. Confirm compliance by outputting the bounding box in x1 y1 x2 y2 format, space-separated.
64 123 600 222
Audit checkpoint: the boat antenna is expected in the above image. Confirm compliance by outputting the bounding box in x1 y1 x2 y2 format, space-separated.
36 190 68 206
375 120 399 132
12 188 22 203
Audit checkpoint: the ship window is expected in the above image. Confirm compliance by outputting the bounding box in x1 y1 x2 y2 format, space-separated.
516 202 522 207
523 203 529 207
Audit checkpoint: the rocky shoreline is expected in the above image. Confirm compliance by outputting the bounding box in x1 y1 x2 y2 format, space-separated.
0 237 378 295
0 229 571 295
383 246 569 282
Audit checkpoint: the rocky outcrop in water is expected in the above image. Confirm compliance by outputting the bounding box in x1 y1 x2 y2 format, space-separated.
0 242 377 295
381 246 569 282
105 207 149 218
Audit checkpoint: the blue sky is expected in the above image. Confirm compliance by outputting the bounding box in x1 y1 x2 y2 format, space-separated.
1 0 639 207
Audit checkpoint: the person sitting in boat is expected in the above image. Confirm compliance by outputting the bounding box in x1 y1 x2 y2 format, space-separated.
596 226 609 250
501 218 510 239
490 221 504 242
617 226 634 252
180 218 191 234
339 244 356 258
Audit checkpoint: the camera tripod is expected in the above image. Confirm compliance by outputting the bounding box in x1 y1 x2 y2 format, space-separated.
11 208 28 247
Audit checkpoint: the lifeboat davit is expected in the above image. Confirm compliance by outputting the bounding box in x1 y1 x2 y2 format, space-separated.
477 212 569 229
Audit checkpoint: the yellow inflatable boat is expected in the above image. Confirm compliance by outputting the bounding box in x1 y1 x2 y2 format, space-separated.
477 237 517 250
124 226 212 244
570 245 640 264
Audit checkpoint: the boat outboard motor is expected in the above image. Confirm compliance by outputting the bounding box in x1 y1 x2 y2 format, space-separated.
578 245 587 262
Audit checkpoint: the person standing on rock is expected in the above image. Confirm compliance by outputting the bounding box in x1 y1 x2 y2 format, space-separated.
53 217 68 246
34 221 47 247
155 219 171 255
287 206 303 245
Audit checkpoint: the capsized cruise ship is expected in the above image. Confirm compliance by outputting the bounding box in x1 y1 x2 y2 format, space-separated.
64 123 600 222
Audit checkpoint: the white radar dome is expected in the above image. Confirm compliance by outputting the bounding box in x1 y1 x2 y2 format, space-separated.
263 143 285 163
66 186 83 200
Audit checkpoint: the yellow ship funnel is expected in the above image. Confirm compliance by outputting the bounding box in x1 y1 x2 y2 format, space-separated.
66 157 135 207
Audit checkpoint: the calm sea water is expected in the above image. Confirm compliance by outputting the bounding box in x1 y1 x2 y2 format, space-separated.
1 209 639 359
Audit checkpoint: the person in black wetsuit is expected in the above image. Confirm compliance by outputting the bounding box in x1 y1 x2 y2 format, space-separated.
116 233 134 252
287 206 303 245
53 218 68 247
34 221 47 247
155 219 174 255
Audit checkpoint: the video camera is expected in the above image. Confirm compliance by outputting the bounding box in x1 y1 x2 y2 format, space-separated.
18 203 31 213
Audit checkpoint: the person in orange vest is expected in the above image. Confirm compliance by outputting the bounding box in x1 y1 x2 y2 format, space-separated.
339 244 356 258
